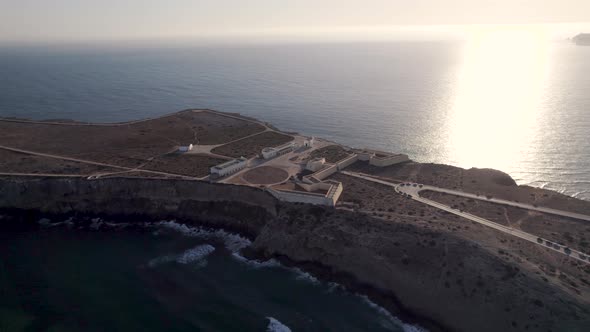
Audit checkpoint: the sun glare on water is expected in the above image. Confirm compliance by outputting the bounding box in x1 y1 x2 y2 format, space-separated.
446 26 550 172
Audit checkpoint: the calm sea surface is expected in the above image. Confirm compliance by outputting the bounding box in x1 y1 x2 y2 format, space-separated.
0 40 589 331
1 41 589 199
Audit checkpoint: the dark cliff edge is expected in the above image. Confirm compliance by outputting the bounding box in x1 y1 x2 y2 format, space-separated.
0 176 450 331
2 176 589 332
0 177 277 238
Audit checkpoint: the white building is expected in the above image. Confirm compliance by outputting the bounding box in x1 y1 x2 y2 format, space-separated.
179 144 194 152
354 149 409 167
306 157 326 172
369 153 409 167
261 142 296 159
303 137 315 148
210 157 248 177
267 180 343 207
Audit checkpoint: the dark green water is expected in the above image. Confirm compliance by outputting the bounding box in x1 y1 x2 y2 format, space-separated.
0 219 418 332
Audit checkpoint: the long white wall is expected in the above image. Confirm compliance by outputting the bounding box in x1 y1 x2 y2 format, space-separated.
336 154 359 170
312 164 339 181
210 159 247 176
369 154 409 167
267 188 334 206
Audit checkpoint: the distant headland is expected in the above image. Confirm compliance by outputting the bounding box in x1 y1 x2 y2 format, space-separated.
572 33 590 46
2 109 590 331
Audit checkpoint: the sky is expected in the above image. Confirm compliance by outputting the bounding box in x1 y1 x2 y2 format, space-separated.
1 0 590 43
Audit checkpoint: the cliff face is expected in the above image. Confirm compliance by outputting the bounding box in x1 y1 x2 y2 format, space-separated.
0 177 277 237
1 176 589 332
251 204 590 332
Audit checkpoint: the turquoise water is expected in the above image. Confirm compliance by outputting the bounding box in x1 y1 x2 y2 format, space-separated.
0 220 414 331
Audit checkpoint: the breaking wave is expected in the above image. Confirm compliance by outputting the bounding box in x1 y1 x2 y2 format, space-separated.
292 267 319 284
155 221 251 253
176 244 215 264
156 221 425 331
359 295 427 332
36 218 426 331
266 317 292 332
148 244 215 267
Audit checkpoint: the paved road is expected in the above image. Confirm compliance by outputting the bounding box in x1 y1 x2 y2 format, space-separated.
407 184 590 222
342 171 590 264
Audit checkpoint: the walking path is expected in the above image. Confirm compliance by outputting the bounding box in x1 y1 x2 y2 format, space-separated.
405 184 590 222
342 171 590 264
0 110 283 181
0 145 200 180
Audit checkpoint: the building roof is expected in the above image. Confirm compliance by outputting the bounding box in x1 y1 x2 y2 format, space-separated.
354 148 405 159
212 157 247 170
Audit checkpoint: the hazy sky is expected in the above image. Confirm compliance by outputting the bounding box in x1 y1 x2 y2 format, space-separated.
1 0 589 42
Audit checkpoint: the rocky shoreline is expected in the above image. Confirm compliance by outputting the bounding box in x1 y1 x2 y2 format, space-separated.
243 249 447 332
2 171 590 331
0 208 443 331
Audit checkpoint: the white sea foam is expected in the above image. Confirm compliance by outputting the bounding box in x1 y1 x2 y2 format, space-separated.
155 221 251 253
38 218 51 226
153 221 276 268
359 295 427 332
155 221 423 331
37 218 75 228
231 252 281 268
292 267 319 284
326 282 342 293
176 244 215 264
266 317 291 332
89 219 102 230
148 244 215 267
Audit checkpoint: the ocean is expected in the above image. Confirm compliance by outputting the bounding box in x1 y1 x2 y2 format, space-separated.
0 220 416 332
0 39 589 331
1 40 589 199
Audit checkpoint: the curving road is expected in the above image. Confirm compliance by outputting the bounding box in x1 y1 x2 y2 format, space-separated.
404 184 590 222
341 171 590 264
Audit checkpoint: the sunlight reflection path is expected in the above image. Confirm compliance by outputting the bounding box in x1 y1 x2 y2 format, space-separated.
445 27 551 173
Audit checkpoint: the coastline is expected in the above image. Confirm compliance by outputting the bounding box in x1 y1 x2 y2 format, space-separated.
0 209 439 331
1 110 590 331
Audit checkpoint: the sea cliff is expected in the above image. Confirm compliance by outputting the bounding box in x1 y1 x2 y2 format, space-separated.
2 172 590 332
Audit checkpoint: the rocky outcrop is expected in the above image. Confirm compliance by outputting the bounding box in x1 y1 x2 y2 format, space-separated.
1 176 589 332
251 204 590 332
0 177 277 237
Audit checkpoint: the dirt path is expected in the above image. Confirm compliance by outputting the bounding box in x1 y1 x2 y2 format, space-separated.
0 145 200 180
